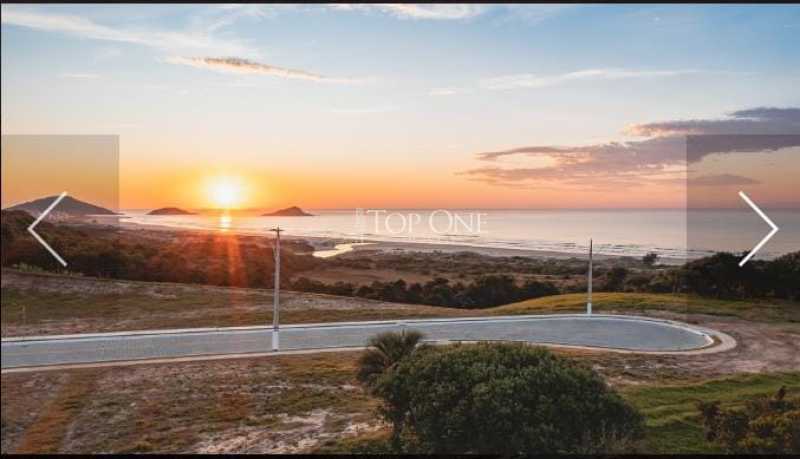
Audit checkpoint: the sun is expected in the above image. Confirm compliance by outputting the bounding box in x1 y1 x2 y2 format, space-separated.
207 176 245 209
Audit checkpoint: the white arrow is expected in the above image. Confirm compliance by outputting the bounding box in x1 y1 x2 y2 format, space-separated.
27 191 68 267
738 191 779 267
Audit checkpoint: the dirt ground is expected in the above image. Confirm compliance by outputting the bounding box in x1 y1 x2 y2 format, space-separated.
3 313 798 454
560 312 800 386
1 269 471 337
2 268 799 453
1 353 382 454
2 309 799 453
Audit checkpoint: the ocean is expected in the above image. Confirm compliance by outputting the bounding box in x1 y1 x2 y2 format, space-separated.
120 209 799 261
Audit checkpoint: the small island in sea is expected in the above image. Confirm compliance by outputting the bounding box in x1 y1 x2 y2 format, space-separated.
262 206 313 217
147 207 196 215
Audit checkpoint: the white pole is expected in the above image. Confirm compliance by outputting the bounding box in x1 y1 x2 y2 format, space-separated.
271 227 282 351
587 238 593 315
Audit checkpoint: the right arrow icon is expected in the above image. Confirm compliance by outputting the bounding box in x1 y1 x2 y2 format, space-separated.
738 191 779 267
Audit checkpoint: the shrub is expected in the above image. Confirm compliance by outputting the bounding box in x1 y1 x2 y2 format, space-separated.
356 330 425 450
698 386 800 454
642 252 659 267
604 266 629 291
372 343 644 454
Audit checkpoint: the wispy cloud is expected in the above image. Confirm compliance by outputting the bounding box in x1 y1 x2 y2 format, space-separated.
188 4 275 33
626 107 800 137
165 56 363 84
500 5 576 24
328 4 573 22
480 68 699 91
59 73 100 80
429 87 470 97
688 174 760 187
1 5 256 57
459 107 800 189
330 4 488 20
328 106 398 115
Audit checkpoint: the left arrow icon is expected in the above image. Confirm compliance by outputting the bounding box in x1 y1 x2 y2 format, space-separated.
27 191 68 267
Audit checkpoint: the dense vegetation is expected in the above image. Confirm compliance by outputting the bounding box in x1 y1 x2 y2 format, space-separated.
2 210 798 308
698 386 799 453
1 210 315 288
357 336 644 454
292 275 559 308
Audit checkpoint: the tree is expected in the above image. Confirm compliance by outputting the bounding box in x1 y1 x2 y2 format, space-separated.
642 252 659 267
372 343 644 454
604 266 629 291
356 329 425 450
356 330 425 388
698 386 800 454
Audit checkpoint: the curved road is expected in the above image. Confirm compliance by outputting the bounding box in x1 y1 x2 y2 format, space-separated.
1 315 714 369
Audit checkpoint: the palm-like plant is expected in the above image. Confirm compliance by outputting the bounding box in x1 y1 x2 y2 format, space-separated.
356 329 424 389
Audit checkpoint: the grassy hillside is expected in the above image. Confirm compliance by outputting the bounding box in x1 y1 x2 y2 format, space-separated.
2 269 798 337
493 292 800 323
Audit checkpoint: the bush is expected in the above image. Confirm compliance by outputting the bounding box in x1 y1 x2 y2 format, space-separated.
642 252 659 266
371 343 644 454
699 386 800 454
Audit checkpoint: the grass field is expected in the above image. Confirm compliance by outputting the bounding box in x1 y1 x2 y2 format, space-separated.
622 372 800 453
3 348 797 454
2 270 798 453
493 292 800 323
3 270 798 338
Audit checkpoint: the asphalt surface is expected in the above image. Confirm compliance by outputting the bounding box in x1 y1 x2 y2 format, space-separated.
1 315 713 369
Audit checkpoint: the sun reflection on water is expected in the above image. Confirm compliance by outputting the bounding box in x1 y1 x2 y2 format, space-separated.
219 213 232 231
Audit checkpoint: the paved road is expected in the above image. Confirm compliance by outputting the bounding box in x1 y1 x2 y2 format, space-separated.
1 315 713 369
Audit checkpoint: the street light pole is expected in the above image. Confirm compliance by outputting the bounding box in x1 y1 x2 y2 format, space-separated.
587 238 593 315
270 226 282 351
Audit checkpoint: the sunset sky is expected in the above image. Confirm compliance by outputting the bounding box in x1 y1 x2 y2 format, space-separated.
2 4 799 210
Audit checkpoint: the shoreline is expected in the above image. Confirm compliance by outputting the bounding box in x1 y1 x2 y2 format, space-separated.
112 219 685 264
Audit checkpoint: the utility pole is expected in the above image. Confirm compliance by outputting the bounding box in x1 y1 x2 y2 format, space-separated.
270 226 282 351
587 239 593 315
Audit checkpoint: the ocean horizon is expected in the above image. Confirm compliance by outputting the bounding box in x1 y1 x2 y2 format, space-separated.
120 208 800 261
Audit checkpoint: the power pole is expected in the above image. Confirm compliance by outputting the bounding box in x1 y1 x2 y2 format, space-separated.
270 226 282 351
587 238 593 315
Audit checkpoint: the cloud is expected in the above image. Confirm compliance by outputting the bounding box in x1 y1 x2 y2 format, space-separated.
432 67 696 97
1 5 255 57
59 73 100 80
460 136 687 188
330 4 488 20
480 68 699 91
328 106 397 115
460 107 800 189
626 107 800 137
688 174 761 187
329 4 573 22
686 134 800 162
189 4 275 33
165 56 362 84
429 87 469 96
501 5 575 24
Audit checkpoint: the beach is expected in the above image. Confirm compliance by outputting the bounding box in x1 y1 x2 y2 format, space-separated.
113 218 672 263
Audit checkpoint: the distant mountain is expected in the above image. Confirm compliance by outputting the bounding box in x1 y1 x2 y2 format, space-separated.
4 195 116 216
147 207 195 215
263 206 313 217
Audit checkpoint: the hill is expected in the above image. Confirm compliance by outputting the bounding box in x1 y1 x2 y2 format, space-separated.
4 195 116 216
147 207 195 215
263 206 313 217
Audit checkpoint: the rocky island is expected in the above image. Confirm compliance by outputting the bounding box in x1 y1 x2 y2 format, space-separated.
147 207 196 215
262 206 313 217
